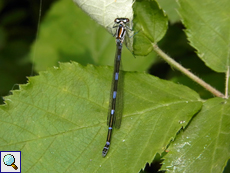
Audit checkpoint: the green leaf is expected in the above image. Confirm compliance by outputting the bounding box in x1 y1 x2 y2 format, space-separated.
162 98 230 173
157 0 180 23
133 0 168 55
31 0 156 72
178 0 230 73
0 62 202 172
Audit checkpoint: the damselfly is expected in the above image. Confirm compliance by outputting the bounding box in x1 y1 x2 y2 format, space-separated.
102 18 131 157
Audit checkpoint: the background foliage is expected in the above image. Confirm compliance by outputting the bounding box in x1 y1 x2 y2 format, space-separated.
0 0 57 104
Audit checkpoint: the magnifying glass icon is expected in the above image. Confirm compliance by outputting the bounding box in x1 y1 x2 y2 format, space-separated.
3 154 18 170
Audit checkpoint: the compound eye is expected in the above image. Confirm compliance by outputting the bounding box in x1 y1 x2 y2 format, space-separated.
114 18 120 24
123 18 129 23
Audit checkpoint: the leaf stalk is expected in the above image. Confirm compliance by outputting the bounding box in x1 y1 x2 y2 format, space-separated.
152 44 225 98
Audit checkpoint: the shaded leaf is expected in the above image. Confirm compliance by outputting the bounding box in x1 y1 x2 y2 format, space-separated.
133 0 168 55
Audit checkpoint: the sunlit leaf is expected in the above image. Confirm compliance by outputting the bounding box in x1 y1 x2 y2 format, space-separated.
73 0 133 32
0 62 202 172
157 0 180 23
162 98 230 173
178 0 230 72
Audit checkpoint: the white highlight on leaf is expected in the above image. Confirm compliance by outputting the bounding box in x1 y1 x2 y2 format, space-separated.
73 0 134 32
179 120 185 124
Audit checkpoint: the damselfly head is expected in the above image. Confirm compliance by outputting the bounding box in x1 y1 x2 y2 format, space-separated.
114 18 129 24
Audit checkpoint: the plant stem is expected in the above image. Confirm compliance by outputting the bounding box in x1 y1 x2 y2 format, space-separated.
225 66 229 99
152 44 224 98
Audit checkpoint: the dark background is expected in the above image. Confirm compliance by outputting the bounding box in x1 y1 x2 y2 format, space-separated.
0 0 57 104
